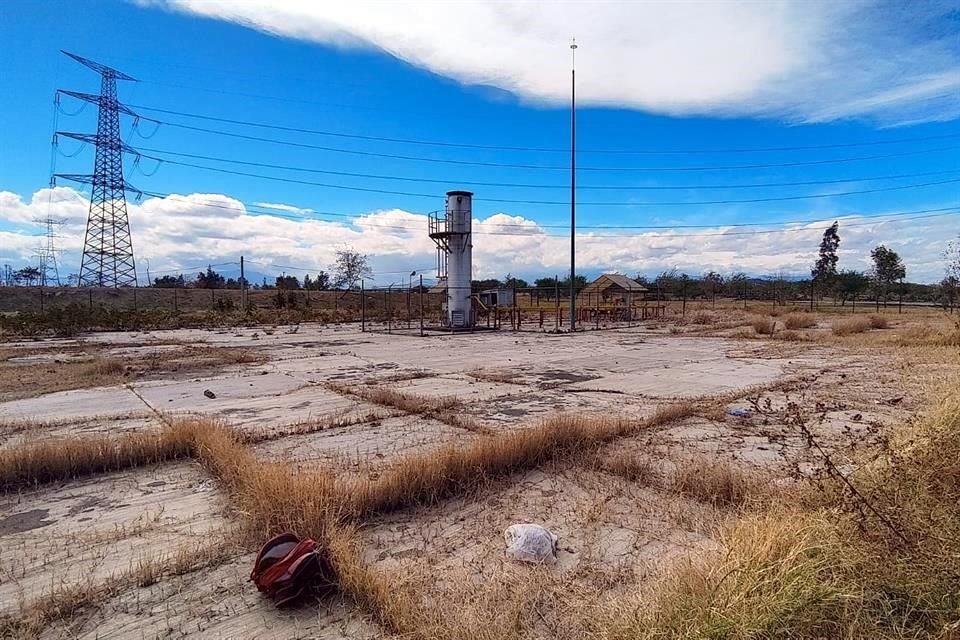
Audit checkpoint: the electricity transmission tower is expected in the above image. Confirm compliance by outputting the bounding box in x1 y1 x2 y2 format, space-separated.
54 51 140 288
33 215 65 287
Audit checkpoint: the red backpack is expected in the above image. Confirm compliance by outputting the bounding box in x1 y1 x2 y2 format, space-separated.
250 532 335 606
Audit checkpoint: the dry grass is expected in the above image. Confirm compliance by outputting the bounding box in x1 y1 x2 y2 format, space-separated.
775 329 809 342
783 312 818 330
894 321 960 347
598 382 960 639
598 511 852 640
327 382 461 416
749 316 777 335
0 537 235 638
0 422 198 491
832 315 873 335
670 456 766 508
467 369 524 384
868 314 891 329
344 413 630 517
595 451 658 484
0 345 264 401
689 310 717 325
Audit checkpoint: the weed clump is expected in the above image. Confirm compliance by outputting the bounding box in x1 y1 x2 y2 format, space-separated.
750 316 777 336
0 422 199 491
783 313 817 330
832 316 873 335
671 456 765 507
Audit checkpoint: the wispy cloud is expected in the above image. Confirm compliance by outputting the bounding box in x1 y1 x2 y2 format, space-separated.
139 0 960 123
252 201 315 214
1 187 956 282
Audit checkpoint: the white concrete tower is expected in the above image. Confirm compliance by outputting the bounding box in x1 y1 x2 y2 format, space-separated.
429 190 473 328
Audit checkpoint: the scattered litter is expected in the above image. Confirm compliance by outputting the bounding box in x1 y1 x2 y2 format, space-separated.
203 389 216 399
852 413 863 422
882 396 904 406
727 407 752 418
504 523 558 564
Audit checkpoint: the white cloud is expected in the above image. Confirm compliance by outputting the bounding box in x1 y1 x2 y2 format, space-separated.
252 201 315 214
138 0 960 122
1 188 957 284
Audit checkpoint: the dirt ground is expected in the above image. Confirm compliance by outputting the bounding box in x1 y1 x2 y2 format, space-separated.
0 308 951 639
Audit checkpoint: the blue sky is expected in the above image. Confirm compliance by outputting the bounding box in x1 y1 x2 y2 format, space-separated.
2 0 960 284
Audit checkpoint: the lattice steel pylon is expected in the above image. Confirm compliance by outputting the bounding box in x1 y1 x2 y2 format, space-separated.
33 214 65 287
60 51 139 288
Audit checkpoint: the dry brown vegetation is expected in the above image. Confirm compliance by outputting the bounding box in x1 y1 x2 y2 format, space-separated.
670 456 767 507
750 315 777 335
0 344 263 401
601 384 960 639
832 315 874 335
4 312 960 639
689 310 717 325
0 422 197 490
783 312 818 329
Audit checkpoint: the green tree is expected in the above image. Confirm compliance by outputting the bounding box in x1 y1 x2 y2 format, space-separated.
14 266 41 286
811 221 840 296
153 274 185 288
303 271 330 290
870 245 906 305
835 270 870 306
502 273 528 288
703 271 724 305
472 278 502 290
559 274 587 295
275 275 301 290
195 266 225 289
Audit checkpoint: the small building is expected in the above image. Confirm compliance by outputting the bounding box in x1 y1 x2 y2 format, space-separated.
578 274 648 304
478 287 514 307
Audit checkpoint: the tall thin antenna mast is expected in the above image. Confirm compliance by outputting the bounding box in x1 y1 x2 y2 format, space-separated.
569 38 578 331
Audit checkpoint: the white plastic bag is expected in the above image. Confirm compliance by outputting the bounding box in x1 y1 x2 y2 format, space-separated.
503 524 558 564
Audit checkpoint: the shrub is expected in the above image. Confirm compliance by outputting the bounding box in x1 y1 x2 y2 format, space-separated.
750 316 777 335
783 313 818 330
689 310 716 325
868 314 890 329
832 316 872 336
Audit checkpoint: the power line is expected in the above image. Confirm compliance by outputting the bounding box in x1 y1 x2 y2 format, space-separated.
139 147 960 192
128 102 960 155
146 156 960 206
137 190 960 238
122 117 960 173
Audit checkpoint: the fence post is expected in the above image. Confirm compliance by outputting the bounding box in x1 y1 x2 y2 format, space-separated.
173 287 178 313
419 275 424 336
810 280 815 312
39 286 44 313
133 287 137 312
899 278 903 314
387 286 392 333
361 281 366 332
554 275 560 331
682 278 687 319
89 289 93 311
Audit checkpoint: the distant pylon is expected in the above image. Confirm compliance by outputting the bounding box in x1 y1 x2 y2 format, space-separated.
57 51 139 288
33 214 65 287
